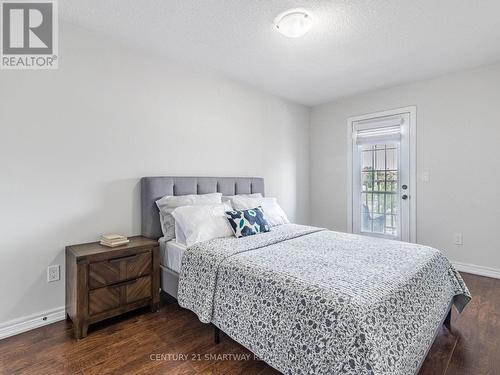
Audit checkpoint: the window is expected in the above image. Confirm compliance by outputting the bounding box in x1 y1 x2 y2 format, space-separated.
360 143 399 236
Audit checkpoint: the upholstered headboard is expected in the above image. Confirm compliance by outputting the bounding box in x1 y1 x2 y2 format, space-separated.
141 176 265 239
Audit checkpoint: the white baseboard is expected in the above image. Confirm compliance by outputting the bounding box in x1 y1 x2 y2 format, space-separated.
453 261 500 280
0 306 66 340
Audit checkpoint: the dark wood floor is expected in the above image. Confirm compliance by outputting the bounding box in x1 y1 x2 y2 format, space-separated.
0 272 498 375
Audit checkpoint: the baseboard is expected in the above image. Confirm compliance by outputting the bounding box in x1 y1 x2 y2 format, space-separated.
453 261 500 280
0 306 66 340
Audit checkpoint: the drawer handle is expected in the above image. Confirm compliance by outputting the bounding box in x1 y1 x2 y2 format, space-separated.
108 254 137 263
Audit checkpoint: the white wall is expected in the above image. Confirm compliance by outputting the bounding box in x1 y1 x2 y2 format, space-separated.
0 22 310 325
310 62 500 271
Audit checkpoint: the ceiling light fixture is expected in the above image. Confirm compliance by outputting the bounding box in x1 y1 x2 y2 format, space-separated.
274 9 313 38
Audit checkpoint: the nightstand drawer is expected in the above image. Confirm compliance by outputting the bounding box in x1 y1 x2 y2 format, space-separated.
88 276 152 316
88 251 152 289
124 276 151 304
88 285 120 315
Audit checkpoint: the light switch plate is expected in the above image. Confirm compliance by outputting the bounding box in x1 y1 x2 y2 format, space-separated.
453 233 463 245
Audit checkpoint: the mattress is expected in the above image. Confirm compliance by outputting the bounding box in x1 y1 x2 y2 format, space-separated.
158 237 187 273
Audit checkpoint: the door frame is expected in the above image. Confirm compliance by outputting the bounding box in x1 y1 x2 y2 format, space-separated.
346 106 417 243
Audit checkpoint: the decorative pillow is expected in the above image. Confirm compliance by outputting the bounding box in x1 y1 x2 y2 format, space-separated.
225 196 290 227
225 207 271 238
155 193 222 241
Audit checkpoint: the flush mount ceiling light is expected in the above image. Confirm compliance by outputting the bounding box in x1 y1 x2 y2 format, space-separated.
274 9 313 38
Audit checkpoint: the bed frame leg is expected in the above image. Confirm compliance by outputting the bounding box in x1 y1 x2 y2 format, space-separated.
444 308 451 330
213 325 220 344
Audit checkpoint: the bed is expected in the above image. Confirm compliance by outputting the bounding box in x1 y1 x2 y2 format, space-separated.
141 176 265 299
141 176 471 375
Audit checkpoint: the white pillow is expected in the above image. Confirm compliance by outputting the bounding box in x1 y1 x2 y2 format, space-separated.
260 200 290 227
171 203 233 247
226 196 290 227
222 193 262 204
155 193 222 241
225 195 272 209
174 200 232 246
174 220 187 245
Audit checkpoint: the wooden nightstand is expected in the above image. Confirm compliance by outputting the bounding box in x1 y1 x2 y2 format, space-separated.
65 236 160 339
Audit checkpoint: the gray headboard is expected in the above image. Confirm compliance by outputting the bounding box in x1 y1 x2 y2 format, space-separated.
141 176 265 239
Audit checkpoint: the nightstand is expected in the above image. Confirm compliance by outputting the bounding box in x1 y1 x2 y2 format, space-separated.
65 236 160 339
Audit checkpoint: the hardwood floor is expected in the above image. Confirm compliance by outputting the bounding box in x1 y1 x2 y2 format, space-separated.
0 272 498 375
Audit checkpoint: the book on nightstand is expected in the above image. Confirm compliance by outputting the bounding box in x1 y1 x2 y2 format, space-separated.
100 234 130 247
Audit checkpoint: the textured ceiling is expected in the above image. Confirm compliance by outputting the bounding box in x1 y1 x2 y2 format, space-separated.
61 1 500 106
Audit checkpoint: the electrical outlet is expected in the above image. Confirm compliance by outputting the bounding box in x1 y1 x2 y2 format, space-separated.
47 265 60 282
453 233 463 246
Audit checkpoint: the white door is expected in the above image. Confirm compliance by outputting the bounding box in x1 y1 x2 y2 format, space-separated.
348 108 416 242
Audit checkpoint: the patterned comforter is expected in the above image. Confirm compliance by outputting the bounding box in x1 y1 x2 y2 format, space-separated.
178 224 471 375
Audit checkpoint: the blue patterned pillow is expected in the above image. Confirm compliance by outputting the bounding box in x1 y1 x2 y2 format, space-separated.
225 206 270 238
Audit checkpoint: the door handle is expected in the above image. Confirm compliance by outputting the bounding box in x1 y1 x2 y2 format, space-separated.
402 194 408 200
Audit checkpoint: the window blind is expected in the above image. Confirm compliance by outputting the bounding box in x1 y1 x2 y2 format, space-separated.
353 117 403 145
